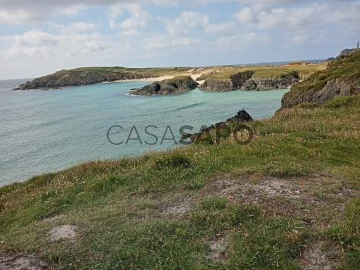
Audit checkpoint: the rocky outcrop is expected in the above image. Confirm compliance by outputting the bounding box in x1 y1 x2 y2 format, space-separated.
282 51 360 108
230 71 255 89
339 48 359 57
14 70 155 90
129 76 199 96
282 79 360 108
181 110 253 144
199 71 299 92
14 67 192 90
199 79 233 92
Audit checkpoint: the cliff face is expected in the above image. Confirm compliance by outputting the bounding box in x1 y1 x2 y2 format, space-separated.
199 79 233 92
339 48 360 57
129 76 199 96
14 67 192 90
199 71 299 92
282 51 360 108
15 69 153 90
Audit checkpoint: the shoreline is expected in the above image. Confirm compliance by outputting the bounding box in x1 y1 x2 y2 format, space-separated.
103 74 204 85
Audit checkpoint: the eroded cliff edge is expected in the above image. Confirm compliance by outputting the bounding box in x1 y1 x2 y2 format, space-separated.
199 70 300 92
14 67 191 90
281 51 360 108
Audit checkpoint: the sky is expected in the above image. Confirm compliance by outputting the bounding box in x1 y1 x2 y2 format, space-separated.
0 0 359 79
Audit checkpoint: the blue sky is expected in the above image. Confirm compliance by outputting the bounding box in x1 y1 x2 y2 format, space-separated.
0 0 359 79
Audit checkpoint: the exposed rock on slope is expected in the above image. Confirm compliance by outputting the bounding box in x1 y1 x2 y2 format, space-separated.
199 71 299 92
129 76 199 96
282 51 360 108
339 48 359 57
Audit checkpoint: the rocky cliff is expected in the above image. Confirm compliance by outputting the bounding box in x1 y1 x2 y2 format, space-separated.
339 48 360 57
199 71 299 92
129 76 199 96
282 51 360 108
14 67 190 90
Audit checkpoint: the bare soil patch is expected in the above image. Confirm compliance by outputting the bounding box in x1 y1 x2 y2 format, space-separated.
161 199 192 217
296 241 342 270
48 225 77 242
0 254 49 270
209 174 357 228
207 233 230 262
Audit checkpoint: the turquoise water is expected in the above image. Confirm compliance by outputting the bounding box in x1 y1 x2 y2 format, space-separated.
0 79 288 186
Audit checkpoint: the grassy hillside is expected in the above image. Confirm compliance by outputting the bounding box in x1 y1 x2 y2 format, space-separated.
0 95 359 269
62 66 192 77
282 52 360 107
195 63 327 81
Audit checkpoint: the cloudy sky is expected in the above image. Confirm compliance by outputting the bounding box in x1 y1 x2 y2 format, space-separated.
0 0 359 79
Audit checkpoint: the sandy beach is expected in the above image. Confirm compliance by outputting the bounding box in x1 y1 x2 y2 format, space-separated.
106 74 205 85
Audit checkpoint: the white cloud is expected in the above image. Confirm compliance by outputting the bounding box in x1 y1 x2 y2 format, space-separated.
51 22 98 33
165 11 209 36
233 7 256 24
165 10 238 37
216 32 270 48
0 0 359 79
0 9 36 24
0 30 108 61
109 3 151 36
205 22 237 35
234 1 360 31
233 1 360 46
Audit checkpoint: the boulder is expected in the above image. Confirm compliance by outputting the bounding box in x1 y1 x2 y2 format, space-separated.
181 110 253 144
129 76 199 96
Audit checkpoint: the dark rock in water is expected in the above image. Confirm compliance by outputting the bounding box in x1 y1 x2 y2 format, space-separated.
129 76 199 96
226 110 253 122
181 110 253 144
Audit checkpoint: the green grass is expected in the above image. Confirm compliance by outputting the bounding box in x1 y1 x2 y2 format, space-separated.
196 63 326 81
0 97 359 269
287 52 360 96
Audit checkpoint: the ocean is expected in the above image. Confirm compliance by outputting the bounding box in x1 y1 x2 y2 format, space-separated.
0 79 288 186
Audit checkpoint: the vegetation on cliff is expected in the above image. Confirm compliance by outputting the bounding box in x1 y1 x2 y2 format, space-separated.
1 96 359 269
282 51 360 108
15 67 192 90
129 76 199 96
198 64 325 92
15 63 327 92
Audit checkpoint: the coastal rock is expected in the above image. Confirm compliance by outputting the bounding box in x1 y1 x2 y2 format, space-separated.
226 110 253 122
230 71 255 89
199 79 233 92
252 73 299 90
282 51 360 108
129 76 199 96
240 79 257 90
339 48 360 57
199 71 299 92
14 67 193 90
15 70 152 90
181 110 253 143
